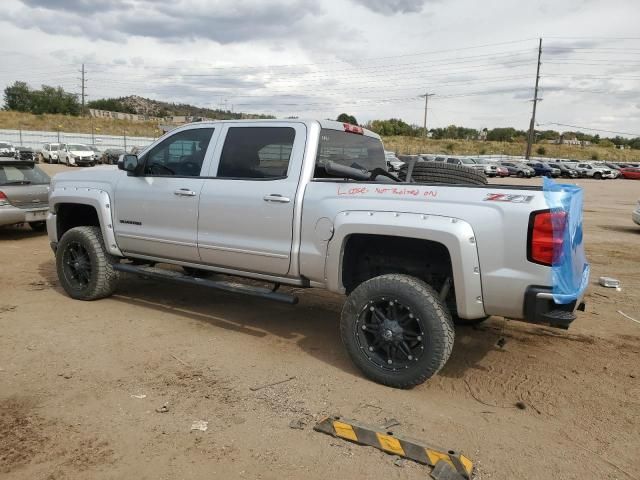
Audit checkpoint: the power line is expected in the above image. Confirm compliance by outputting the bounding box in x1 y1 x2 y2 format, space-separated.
539 122 640 137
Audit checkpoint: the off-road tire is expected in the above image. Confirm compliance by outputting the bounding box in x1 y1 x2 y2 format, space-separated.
398 162 487 185
341 274 455 388
29 221 46 232
56 226 119 300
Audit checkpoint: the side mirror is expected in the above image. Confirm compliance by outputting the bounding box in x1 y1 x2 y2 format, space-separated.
118 154 139 174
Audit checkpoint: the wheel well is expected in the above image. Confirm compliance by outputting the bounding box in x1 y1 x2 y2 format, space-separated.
342 234 454 299
56 203 100 240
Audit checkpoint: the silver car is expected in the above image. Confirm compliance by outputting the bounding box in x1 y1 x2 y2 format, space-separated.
0 159 50 231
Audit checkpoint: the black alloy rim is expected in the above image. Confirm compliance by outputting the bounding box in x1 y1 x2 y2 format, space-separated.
355 297 426 372
62 241 92 289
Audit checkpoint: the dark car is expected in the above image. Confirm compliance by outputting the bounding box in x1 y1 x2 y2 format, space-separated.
100 148 126 165
526 162 560 177
499 162 535 177
14 146 37 162
556 162 580 178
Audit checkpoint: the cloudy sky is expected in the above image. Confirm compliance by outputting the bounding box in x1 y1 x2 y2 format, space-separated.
1 0 639 136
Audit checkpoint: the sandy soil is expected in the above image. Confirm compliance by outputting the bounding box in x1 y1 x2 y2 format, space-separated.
1 166 639 480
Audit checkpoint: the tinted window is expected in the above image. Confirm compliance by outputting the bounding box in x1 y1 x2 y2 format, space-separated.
0 164 50 185
446 158 458 164
143 128 214 176
315 128 385 173
218 127 295 179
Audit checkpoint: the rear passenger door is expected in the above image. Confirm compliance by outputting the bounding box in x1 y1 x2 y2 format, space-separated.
197 123 306 276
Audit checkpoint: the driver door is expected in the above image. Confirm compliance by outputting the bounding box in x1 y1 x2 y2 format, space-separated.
113 127 218 262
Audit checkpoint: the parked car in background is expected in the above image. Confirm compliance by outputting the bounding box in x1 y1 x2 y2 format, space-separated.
499 161 535 177
0 158 50 231
130 145 151 155
14 146 37 162
59 143 96 167
575 163 615 179
620 167 640 180
40 143 61 163
593 162 620 178
633 200 640 226
469 158 498 177
526 162 561 177
100 148 126 165
444 157 487 176
496 165 510 177
0 142 16 157
556 162 580 178
384 150 404 172
603 162 623 172
88 145 102 163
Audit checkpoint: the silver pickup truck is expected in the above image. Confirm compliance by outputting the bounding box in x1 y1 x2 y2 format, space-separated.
47 119 588 388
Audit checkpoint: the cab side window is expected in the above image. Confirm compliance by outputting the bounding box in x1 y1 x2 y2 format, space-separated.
143 128 214 176
217 127 295 179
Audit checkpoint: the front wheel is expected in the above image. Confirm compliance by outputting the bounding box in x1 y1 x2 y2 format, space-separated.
593 172 602 180
340 274 454 389
56 226 120 300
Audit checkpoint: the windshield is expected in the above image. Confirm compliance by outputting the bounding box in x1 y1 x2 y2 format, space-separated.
316 129 385 172
0 143 12 148
0 164 50 185
68 144 91 151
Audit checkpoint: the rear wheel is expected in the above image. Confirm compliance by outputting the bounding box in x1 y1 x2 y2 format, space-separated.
56 226 119 300
517 171 524 178
398 162 487 185
593 172 602 180
340 274 454 388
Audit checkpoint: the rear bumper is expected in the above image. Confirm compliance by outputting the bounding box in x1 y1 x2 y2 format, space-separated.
523 286 585 329
0 206 49 227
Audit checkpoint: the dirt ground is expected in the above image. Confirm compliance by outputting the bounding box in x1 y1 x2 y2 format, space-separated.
1 165 639 480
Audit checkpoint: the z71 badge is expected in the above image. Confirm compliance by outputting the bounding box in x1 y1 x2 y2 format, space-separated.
484 193 534 203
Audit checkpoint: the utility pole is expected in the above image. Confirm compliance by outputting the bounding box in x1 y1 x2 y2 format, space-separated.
420 92 435 137
525 38 542 159
80 63 87 116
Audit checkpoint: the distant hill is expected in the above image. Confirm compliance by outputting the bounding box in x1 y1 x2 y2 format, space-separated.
87 95 274 120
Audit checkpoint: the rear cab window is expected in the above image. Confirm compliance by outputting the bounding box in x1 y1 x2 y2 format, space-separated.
217 127 295 179
314 128 385 178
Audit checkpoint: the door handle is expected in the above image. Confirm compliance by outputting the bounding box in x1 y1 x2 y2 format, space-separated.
263 194 291 203
174 188 197 197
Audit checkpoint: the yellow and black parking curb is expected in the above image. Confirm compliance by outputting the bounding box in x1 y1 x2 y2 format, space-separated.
314 416 474 479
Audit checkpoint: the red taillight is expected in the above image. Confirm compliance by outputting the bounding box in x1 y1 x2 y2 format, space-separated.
0 191 8 206
528 210 567 266
343 123 364 134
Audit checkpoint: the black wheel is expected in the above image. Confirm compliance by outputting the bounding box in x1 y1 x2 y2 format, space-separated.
29 221 46 232
56 226 119 300
517 171 524 178
593 172 602 180
182 266 214 278
398 162 487 185
341 274 454 388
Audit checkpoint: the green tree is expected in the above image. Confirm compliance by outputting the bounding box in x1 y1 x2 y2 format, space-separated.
3 81 32 111
336 113 358 125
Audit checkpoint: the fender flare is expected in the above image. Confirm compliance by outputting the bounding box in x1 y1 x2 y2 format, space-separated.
326 210 486 319
50 187 123 257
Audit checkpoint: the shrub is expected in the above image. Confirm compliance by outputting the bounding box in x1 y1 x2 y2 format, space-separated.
536 146 546 155
591 153 599 161
445 143 454 152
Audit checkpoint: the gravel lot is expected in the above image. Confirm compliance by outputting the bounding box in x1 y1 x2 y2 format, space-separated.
1 164 639 480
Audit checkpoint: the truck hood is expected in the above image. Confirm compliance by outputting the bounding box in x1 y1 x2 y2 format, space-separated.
52 165 120 188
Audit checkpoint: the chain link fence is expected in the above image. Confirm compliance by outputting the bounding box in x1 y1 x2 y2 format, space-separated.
0 128 156 152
